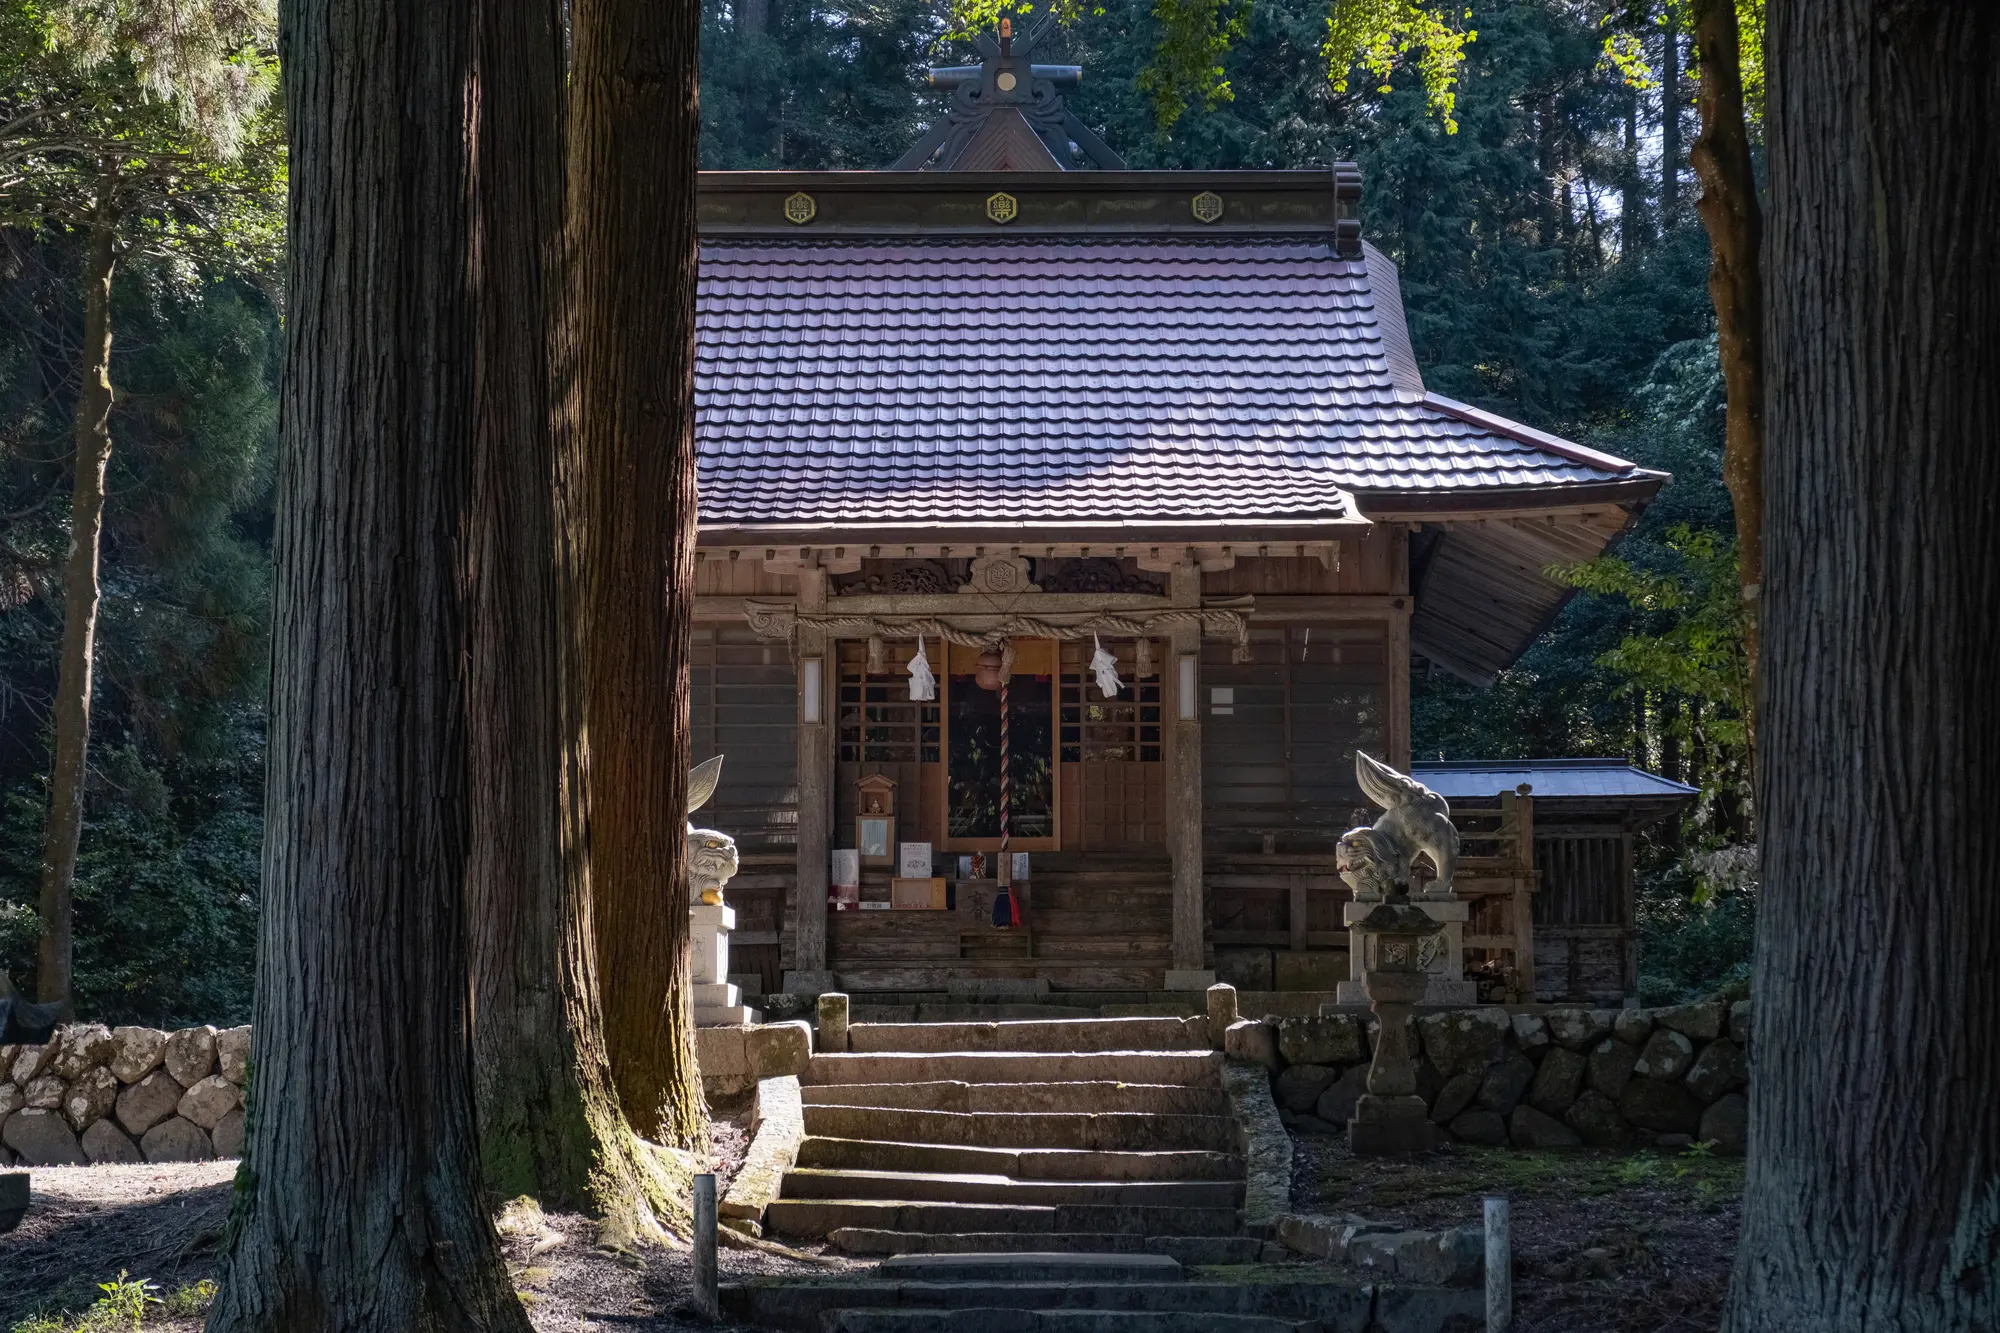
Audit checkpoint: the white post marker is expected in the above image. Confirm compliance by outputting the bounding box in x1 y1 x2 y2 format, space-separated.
1485 1195 1512 1332
693 1172 719 1320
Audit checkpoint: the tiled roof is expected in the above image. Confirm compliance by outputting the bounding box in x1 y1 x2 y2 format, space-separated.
1411 758 1699 802
694 234 1656 533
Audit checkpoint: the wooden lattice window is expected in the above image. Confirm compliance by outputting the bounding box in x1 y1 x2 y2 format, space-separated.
1059 641 1162 764
837 641 940 764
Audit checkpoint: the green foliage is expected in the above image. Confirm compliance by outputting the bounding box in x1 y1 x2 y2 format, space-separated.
1322 0 1473 133
1134 0 1252 130
1 264 275 1023
6 1272 173 1333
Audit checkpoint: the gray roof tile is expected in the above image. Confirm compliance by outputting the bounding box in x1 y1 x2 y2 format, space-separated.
694 235 1653 531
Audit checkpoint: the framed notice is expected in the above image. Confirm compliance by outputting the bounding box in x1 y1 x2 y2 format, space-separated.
899 841 933 879
830 849 860 888
891 877 947 910
857 816 893 866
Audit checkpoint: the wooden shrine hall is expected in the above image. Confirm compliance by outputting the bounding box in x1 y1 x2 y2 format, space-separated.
686 22 1670 1004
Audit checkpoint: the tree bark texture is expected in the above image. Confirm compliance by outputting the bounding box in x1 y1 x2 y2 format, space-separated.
1660 22 1680 218
1689 0 1765 758
465 0 674 1235
1727 4 2000 1329
207 0 530 1328
568 0 707 1149
35 214 117 1013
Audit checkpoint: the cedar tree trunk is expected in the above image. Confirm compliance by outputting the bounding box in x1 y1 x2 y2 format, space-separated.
1660 23 1680 218
1689 0 1765 760
465 0 674 1236
206 0 530 1327
568 0 707 1148
1725 3 2000 1329
35 213 117 1013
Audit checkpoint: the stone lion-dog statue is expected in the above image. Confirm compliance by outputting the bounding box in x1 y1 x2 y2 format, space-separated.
1336 751 1459 900
687 754 740 907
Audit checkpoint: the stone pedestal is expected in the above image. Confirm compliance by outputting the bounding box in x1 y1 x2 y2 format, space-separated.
1347 902 1443 1157
1338 894 1474 1006
691 904 761 1026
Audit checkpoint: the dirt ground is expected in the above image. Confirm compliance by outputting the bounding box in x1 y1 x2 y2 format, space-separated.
1290 1131 1743 1333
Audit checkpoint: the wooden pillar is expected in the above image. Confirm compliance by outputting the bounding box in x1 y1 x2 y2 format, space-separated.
1387 596 1412 771
787 568 833 992
1166 560 1210 985
1512 788 1536 1000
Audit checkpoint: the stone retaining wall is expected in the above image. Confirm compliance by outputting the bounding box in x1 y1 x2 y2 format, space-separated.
1 1024 249 1166
1239 998 1750 1154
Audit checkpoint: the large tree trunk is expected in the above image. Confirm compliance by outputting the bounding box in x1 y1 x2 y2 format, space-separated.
1726 4 2000 1330
1689 0 1765 763
1660 21 1680 219
465 0 675 1239
568 0 707 1148
35 214 117 1013
206 0 530 1327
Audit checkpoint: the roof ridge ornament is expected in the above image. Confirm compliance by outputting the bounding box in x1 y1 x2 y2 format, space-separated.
893 16 1127 172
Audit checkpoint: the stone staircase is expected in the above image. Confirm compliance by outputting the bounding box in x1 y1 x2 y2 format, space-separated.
764 1016 1255 1261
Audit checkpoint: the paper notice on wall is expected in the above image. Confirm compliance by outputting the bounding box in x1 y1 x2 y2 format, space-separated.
899 841 933 879
1011 852 1031 882
831 849 860 888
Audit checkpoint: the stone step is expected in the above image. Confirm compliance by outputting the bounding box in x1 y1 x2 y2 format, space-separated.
827 1309 1312 1333
797 1136 1242 1182
721 1279 1399 1332
824 1230 1266 1265
804 1051 1222 1090
847 1018 1209 1055
779 1169 1245 1210
802 1080 1230 1117
762 1200 1243 1240
802 1105 1238 1153
880 1253 1185 1283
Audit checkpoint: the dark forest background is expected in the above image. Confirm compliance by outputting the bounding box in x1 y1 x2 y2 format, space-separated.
0 0 1752 1025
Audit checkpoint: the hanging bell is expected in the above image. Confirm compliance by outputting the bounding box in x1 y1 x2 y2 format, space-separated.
974 646 1005 691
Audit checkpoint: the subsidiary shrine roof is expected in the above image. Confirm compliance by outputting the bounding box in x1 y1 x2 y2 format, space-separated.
692 170 1665 541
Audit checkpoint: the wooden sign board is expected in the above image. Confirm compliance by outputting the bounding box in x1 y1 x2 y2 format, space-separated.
891 877 947 910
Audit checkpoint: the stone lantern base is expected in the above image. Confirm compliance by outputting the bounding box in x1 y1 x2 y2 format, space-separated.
1348 1093 1437 1155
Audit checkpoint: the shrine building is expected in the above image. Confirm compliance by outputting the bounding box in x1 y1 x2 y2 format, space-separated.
688 22 1672 1007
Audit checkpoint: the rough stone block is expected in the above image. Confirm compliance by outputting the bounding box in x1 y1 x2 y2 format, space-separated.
116 1069 186 1136
1349 1094 1437 1155
24 1075 63 1109
1509 1104 1583 1149
695 1026 750 1091
1163 969 1218 991
1612 1009 1654 1045
1223 1019 1278 1069
109 1027 167 1084
1527 1046 1587 1116
1618 1078 1704 1134
1653 1001 1724 1042
1349 1228 1484 1286
1475 1054 1536 1114
51 1023 118 1079
1699 1092 1748 1156
816 993 850 1055
212 1109 246 1158
1588 1039 1641 1100
11 1042 55 1086
1214 947 1273 992
164 1027 218 1087
722 1076 803 1223
1278 1014 1364 1066
82 1118 143 1164
1546 1008 1612 1053
1274 1063 1339 1113
178 1075 242 1130
1313 1064 1371 1125
1428 1071 1480 1126
1684 1037 1748 1102
0 1083 21 1117
63 1066 118 1131
1416 1007 1511 1077
216 1026 253 1085
142 1116 213 1162
1205 984 1239 1042
1222 1059 1293 1228
1634 1028 1696 1081
1564 1089 1633 1148
4 1108 86 1164
745 1021 813 1080
1509 1012 1550 1057
1448 1109 1506 1145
